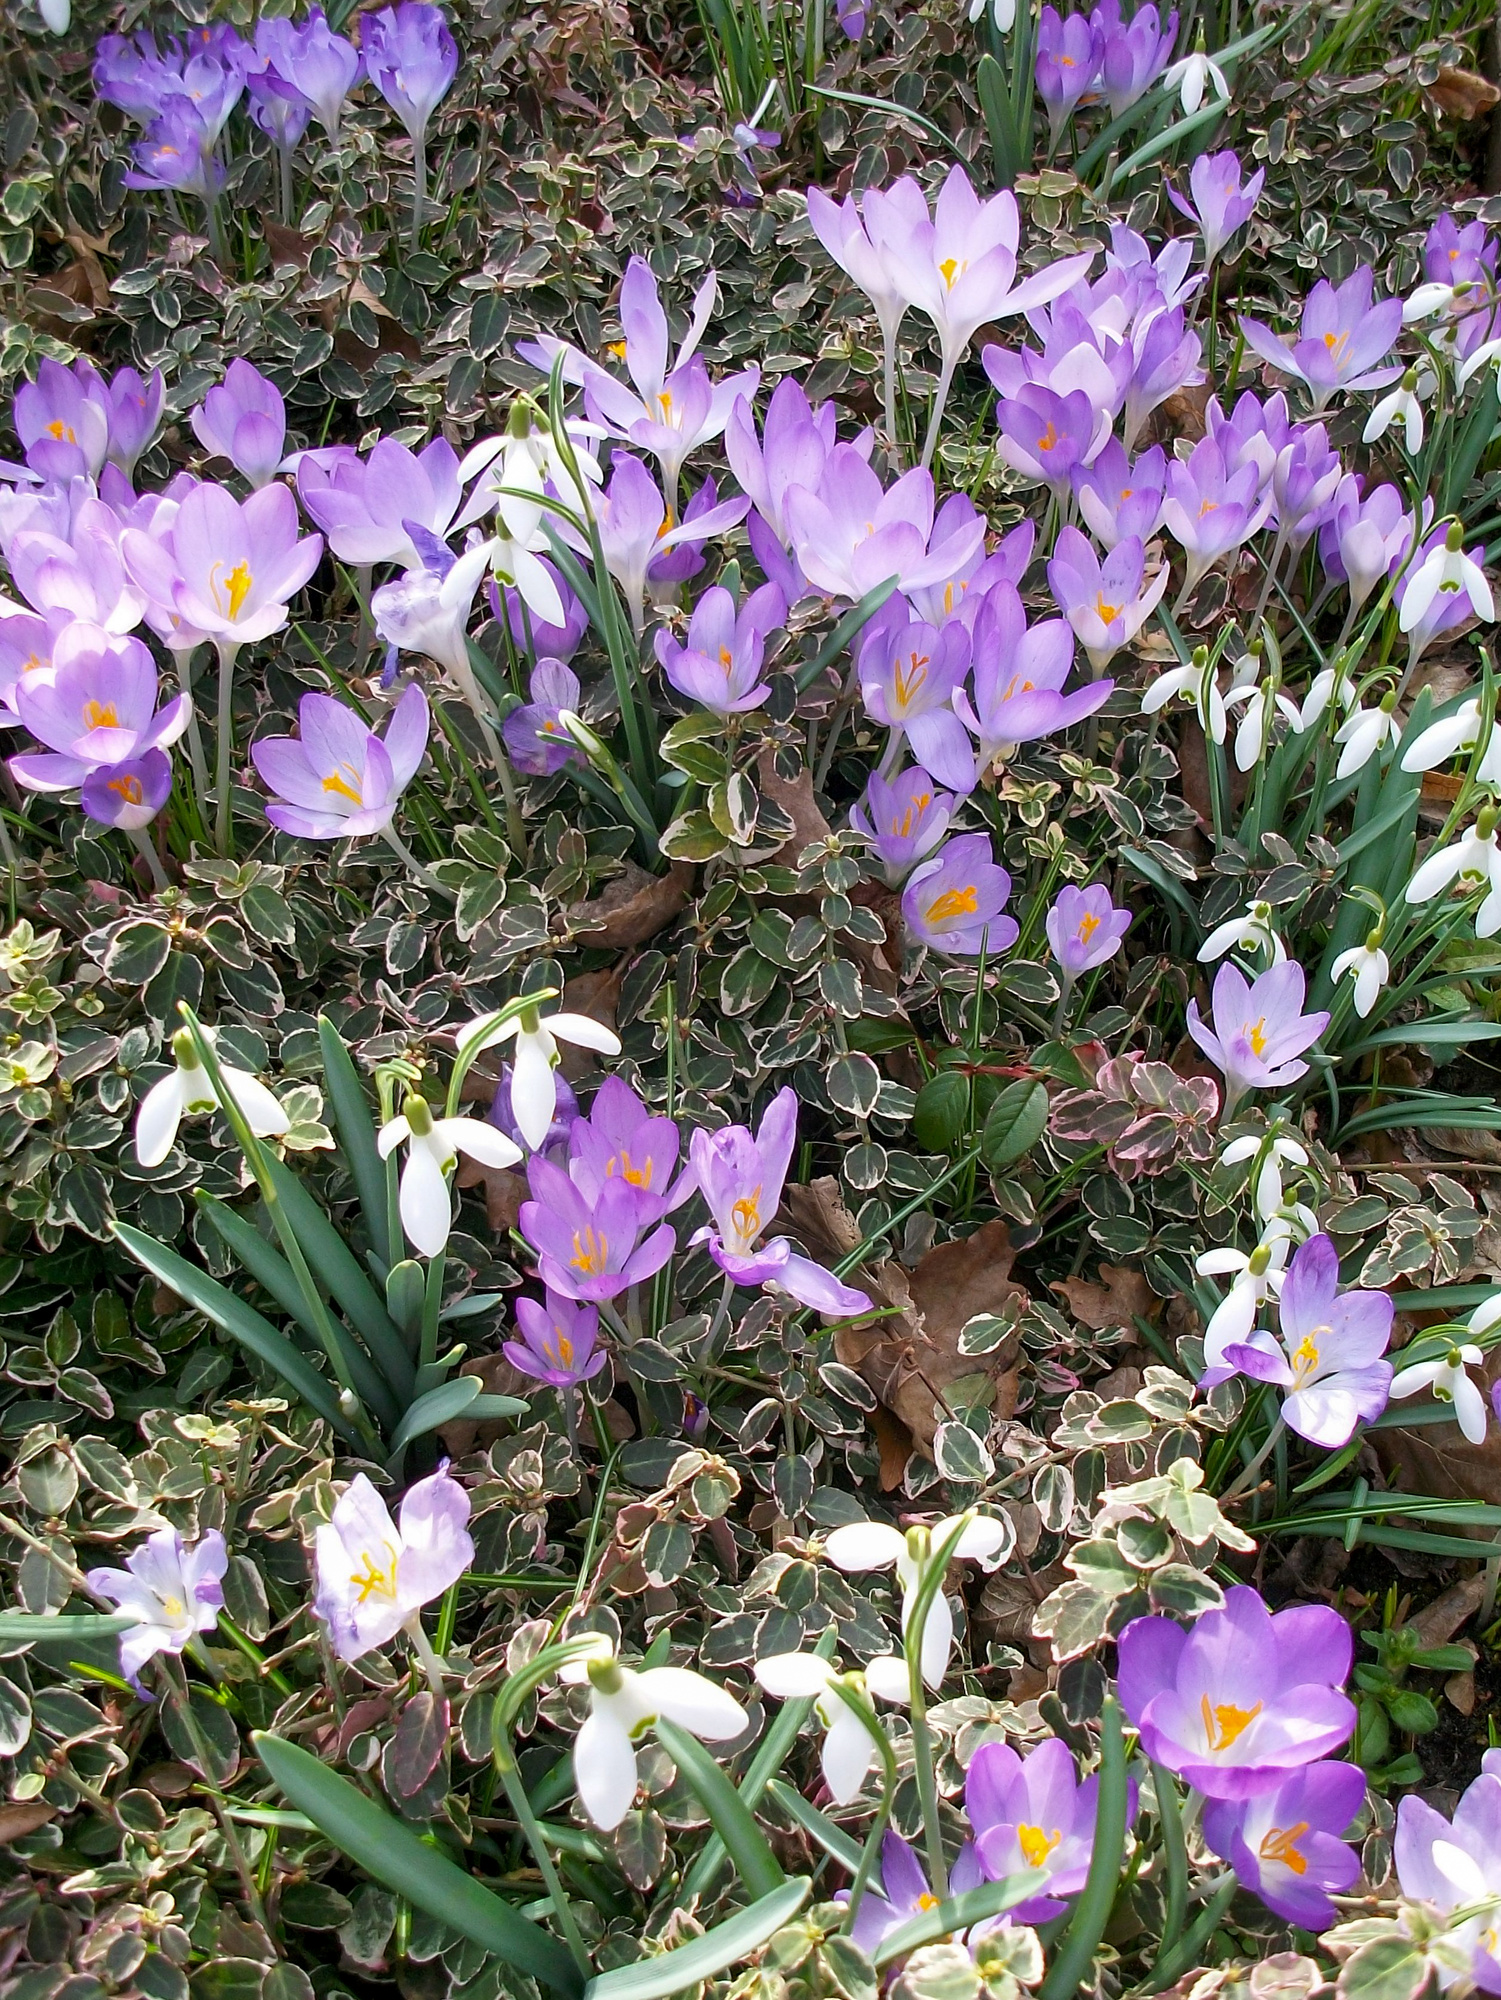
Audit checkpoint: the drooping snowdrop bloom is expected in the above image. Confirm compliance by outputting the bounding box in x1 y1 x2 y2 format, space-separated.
1363 369 1432 454
457 1004 622 1152
1048 529 1169 674
1198 899 1285 967
1196 1225 1293 1387
754 1649 909 1804
1203 1760 1365 1930
87 1527 228 1691
1398 519 1494 635
561 1634 748 1830
1399 698 1493 780
1047 883 1131 979
1186 960 1330 1110
1395 520 1491 665
314 1467 473 1662
1390 1342 1490 1444
454 410 604 546
1331 933 1391 1019
1141 649 1228 744
252 683 429 841
135 1027 290 1168
902 832 1019 957
378 1093 524 1256
1405 811 1501 938
1223 663 1301 773
1167 149 1264 267
1220 1130 1310 1221
689 1086 871 1315
1163 47 1229 114
190 360 288 488
824 1510 1010 1689
1239 267 1403 409
503 1292 608 1390
1333 695 1400 779
1221 1233 1393 1447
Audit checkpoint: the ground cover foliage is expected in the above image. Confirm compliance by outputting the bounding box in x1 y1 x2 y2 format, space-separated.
8 3 1501 2000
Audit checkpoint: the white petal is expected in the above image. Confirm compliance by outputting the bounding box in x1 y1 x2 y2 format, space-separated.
821 1707 875 1805
399 1146 453 1258
636 1666 748 1740
1453 1373 1489 1444
755 1654 835 1699
824 1521 906 1573
1469 1293 1501 1336
863 1654 911 1704
915 1588 954 1691
545 1012 623 1055
441 1118 524 1170
1196 1247 1249 1276
1434 1840 1490 1902
574 1707 639 1830
1219 1137 1259 1165
377 1116 410 1160
949 1514 1008 1566
135 1073 186 1168
1389 1361 1441 1398
221 1067 290 1138
509 1034 558 1151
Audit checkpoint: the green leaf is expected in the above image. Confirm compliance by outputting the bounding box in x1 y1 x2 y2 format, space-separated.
319 1017 394 1269
794 577 902 692
653 1718 783 1900
112 1223 360 1445
979 1080 1049 1171
872 1874 1049 1967
386 1376 527 1458
583 1878 811 2000
1038 1696 1128 2000
912 1072 969 1152
765 1780 864 1873
0 1612 137 1640
253 1733 581 1996
976 53 1020 185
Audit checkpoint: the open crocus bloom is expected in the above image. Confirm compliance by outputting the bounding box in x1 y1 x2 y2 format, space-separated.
1117 1584 1356 1799
1203 1760 1365 1929
1047 528 1168 673
964 1736 1135 1921
135 1026 290 1168
253 683 429 840
850 763 955 882
561 1635 748 1830
902 832 1018 957
1047 883 1132 979
785 450 985 603
754 1649 909 1804
823 1509 1010 1688
87 1526 228 1690
955 582 1107 768
655 580 785 715
297 436 464 569
1239 265 1403 408
566 1075 693 1226
9 626 189 793
1186 959 1329 1106
842 1834 943 1960
520 1158 676 1303
1396 1756 1501 1995
123 481 323 647
378 1093 523 1257
313 1467 474 1662
503 1291 607 1390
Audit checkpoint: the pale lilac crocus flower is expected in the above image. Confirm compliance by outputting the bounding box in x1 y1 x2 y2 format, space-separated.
122 482 323 647
252 682 428 842
906 515 1035 630
1161 435 1272 596
1073 440 1166 550
276 8 362 139
101 364 166 480
840 1836 939 1959
87 1526 228 1691
1168 149 1264 266
127 102 224 206
724 378 870 601
1048 528 1169 673
902 832 1018 956
1186 960 1330 1110
784 449 984 604
1047 883 1131 979
994 384 1103 495
83 751 174 833
591 453 748 633
371 539 511 755
858 610 974 788
9 628 190 794
191 360 288 489
1124 305 1204 447
689 1086 871 1315
314 1467 474 1663
296 436 463 568
955 582 1108 768
501 659 585 776
966 1736 1135 1920
565 1076 692 1224
654 581 785 715
1240 267 1403 409
13 357 110 482
850 764 955 881
503 1291 607 1390
806 179 927 441
1203 1761 1365 1930
1318 475 1413 616
8 513 145 635
1397 1759 1501 1991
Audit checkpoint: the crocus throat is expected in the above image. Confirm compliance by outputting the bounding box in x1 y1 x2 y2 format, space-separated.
1018 1824 1064 1868
1077 911 1100 943
212 558 254 621
1037 421 1060 453
730 1188 762 1252
928 884 979 923
322 760 365 803
84 700 119 731
571 1226 608 1275
1259 1821 1310 1874
1290 1333 1322 1386
894 650 930 708
109 774 145 805
1095 594 1122 626
47 420 77 443
1245 1016 1269 1056
351 1543 399 1602
1200 1693 1263 1752
610 1150 655 1189
915 1892 940 1912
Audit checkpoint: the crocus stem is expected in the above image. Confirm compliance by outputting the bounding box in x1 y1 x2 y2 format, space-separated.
203 193 229 268
881 325 900 459
493 1742 593 1978
383 825 456 898
159 1653 267 1926
278 142 294 224
703 1272 737 1363
1221 1412 1285 1502
179 650 212 803
213 640 239 858
1051 974 1075 1036
410 127 427 250
404 1613 448 1698
920 352 960 470
128 826 169 893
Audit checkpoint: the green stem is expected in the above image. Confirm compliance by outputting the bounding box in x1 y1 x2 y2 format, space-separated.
1038 1697 1129 2000
214 640 239 858
495 1750 593 1978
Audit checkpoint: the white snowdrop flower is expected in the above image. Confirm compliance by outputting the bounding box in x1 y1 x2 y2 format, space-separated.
1164 50 1229 115
1457 335 1501 392
1467 1292 1501 1338
459 1003 622 1151
1198 899 1285 967
1362 370 1431 455
754 1650 909 1803
969 0 1016 24
560 1636 747 1830
1389 1343 1489 1444
1330 935 1390 1019
1142 655 1227 744
1196 1222 1294 1381
1399 521 1494 635
1296 666 1356 734
1333 697 1399 779
1223 673 1300 772
1219 1131 1310 1221
1400 698 1501 787
823 1511 1009 1690
378 1093 523 1256
1405 812 1501 937
135 1027 289 1169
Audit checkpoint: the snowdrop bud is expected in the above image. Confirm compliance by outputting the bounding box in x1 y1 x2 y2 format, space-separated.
171 1027 202 1070
1480 804 1499 842
338 1388 361 1419
1447 520 1465 554
1247 1241 1275 1277
586 1651 626 1695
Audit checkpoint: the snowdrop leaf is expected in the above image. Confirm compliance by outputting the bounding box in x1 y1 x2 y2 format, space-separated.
0 1612 137 1640
385 1375 527 1459
318 1015 394 1267
653 1717 783 1900
583 1877 811 2000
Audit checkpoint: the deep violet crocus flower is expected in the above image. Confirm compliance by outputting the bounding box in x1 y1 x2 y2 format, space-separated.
1221 1232 1393 1447
1203 1759 1366 1930
1095 0 1177 118
501 660 585 776
994 384 1103 495
297 436 463 568
1396 1756 1501 1993
1047 528 1169 674
190 360 288 489
82 751 174 832
503 1291 607 1389
521 1159 675 1304
654 581 785 715
785 449 984 604
689 1086 871 1315
965 1735 1139 1921
1168 149 1265 267
13 358 110 483
902 832 1018 957
850 764 955 882
126 102 225 205
264 9 362 139
1239 266 1404 408
251 682 429 841
1035 7 1102 146
1161 434 1273 594
858 611 975 789
842 1835 941 1960
567 1075 693 1226
9 628 190 795
954 582 1108 768
1073 440 1166 550
1118 1584 1357 1799
1047 883 1131 978
1186 959 1330 1109
86 1526 228 1691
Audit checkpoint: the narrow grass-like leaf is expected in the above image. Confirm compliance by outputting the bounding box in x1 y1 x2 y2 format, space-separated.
583 1878 811 2000
873 1872 1049 1966
318 1016 394 1268
764 1779 863 1873
1038 1696 1127 2000
386 1376 527 1458
0 1612 137 1639
795 577 900 692
112 1223 359 1444
653 1718 783 1899
1336 1093 1501 1143
254 1733 582 1996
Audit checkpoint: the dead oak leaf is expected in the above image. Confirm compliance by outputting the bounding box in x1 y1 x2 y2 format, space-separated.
1051 1264 1154 1333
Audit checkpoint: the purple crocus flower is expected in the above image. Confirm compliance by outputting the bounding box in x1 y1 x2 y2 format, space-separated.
1240 267 1404 408
850 764 955 881
14 358 110 482
93 31 181 120
1168 150 1265 266
9 628 190 794
1035 7 1102 145
190 360 288 490
858 611 975 789
725 379 867 603
590 453 748 633
81 750 174 831
251 682 428 841
994 384 1102 494
1073 441 1166 550
1318 475 1412 613
121 481 323 647
297 435 463 568
1203 1760 1365 1929
1124 305 1203 447
503 1291 607 1389
689 1086 871 1315
6 512 145 635
246 66 314 150
1206 388 1294 489
841 1835 937 1959
167 49 246 142
1270 422 1342 550
1118 1584 1356 1800
954 582 1108 767
1161 435 1273 594
1186 960 1330 1109
501 660 585 777
520 1157 675 1303
966 1736 1139 1921
1221 1233 1393 1447
0 608 67 723
1426 212 1498 289
361 2 457 142
1047 528 1169 674
264 8 361 138
655 581 785 715
86 1526 228 1692
101 365 166 480
126 101 225 202
314 1466 473 1662
493 560 587 661
1047 883 1131 978
906 516 1036 631
1095 0 1177 116
902 832 1018 957
835 0 867 38
784 449 985 604
1396 1759 1501 1993
566 1075 693 1226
